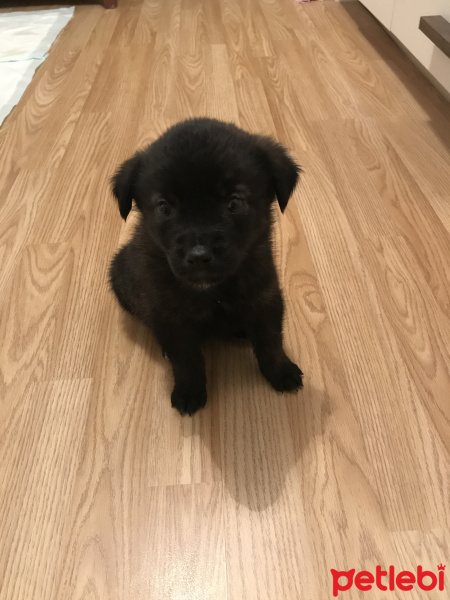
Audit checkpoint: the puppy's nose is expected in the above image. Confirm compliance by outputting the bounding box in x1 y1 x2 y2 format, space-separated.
186 245 212 265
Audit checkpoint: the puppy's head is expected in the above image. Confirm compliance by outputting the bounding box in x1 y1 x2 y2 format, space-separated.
112 118 300 289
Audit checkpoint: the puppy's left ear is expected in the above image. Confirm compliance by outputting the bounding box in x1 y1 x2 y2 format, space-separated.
111 152 143 220
259 137 301 213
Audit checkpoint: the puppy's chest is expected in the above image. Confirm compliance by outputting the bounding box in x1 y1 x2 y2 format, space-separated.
193 294 237 323
213 295 237 318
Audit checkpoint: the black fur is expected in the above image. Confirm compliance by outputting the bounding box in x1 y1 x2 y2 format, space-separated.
109 118 303 415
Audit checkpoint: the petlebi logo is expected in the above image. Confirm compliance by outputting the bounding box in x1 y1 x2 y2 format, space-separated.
330 564 445 597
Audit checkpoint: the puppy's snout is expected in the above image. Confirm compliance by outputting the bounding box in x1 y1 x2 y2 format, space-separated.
186 245 212 265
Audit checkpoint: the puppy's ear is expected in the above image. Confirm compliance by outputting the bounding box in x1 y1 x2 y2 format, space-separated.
259 137 301 213
111 153 142 220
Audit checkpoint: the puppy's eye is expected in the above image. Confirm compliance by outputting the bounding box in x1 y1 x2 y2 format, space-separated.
156 199 171 217
227 197 245 213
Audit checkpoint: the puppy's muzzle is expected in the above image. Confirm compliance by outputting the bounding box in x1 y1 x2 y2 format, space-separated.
170 230 233 287
186 245 212 266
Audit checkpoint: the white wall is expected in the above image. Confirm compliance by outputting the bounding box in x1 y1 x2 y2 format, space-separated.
359 0 395 29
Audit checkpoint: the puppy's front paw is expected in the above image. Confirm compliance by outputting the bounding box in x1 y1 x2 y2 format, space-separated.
171 384 207 416
264 358 303 392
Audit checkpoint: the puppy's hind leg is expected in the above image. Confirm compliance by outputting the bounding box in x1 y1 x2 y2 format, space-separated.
109 246 135 315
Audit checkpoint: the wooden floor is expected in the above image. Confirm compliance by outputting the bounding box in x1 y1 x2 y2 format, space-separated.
1 0 450 598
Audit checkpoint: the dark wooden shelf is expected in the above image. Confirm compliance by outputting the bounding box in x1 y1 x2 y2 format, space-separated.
419 16 450 59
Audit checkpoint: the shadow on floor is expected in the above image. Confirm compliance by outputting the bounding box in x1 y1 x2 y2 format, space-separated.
119 309 331 511
191 338 330 512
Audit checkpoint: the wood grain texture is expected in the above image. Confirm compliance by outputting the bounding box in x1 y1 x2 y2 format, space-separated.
0 379 92 600
0 1 449 599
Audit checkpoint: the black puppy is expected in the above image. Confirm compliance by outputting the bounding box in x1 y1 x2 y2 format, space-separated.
109 118 303 415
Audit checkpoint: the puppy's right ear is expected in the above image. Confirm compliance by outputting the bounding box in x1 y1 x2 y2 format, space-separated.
111 153 142 220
